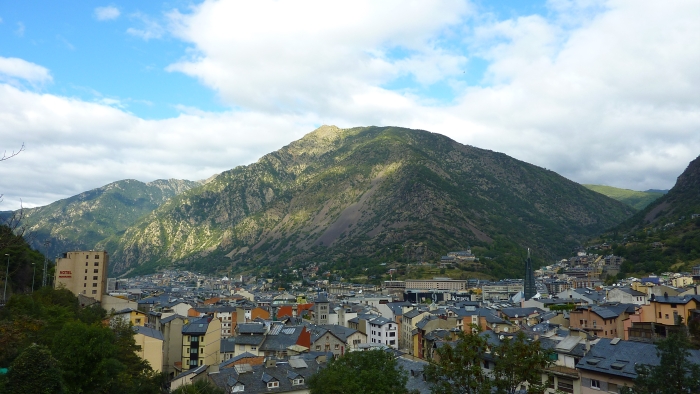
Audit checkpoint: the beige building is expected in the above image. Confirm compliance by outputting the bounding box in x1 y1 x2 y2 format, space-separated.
133 326 164 372
182 317 222 369
54 250 109 302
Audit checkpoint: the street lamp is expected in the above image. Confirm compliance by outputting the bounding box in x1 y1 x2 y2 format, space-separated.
3 254 8 305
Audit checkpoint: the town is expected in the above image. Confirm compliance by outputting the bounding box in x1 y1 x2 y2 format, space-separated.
43 247 700 393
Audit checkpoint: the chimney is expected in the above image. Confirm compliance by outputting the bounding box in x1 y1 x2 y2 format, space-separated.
265 358 276 368
584 338 591 354
209 363 219 373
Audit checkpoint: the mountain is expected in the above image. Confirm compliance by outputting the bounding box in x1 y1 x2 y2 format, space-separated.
105 126 634 278
582 185 664 210
594 155 700 275
9 179 201 260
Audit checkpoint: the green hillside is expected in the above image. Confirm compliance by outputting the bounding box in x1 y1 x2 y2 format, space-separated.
106 126 634 279
591 155 700 276
10 179 200 259
583 184 664 210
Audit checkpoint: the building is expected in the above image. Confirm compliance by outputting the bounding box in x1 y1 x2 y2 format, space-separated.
132 325 164 372
54 250 109 302
405 278 467 291
182 317 222 369
524 250 537 300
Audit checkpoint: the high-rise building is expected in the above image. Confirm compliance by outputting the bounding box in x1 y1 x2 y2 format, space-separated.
54 250 109 302
524 249 537 300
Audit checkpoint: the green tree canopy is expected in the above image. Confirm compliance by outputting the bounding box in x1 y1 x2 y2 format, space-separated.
424 331 492 394
308 349 409 394
622 333 700 394
5 344 65 394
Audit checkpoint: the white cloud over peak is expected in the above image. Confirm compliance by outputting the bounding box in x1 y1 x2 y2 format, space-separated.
0 56 52 84
167 0 472 113
2 0 700 211
95 6 121 21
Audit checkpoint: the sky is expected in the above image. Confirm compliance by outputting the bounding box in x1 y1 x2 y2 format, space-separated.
1 0 699 210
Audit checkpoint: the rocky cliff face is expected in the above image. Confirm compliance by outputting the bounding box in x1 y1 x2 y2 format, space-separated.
106 126 634 277
15 178 200 259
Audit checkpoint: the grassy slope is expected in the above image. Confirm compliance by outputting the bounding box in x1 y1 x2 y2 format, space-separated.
583 184 664 211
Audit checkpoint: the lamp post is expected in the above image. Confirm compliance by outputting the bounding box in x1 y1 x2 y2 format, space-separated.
3 254 8 305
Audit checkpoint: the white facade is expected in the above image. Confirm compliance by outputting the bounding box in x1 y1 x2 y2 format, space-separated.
368 317 398 349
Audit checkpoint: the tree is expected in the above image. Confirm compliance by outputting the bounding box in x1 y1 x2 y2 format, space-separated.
5 343 65 394
621 333 700 394
491 332 552 394
171 380 225 394
308 349 409 394
424 331 492 394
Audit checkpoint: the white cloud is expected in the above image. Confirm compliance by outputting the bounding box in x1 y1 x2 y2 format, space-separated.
166 0 472 113
3 0 700 211
127 12 165 40
0 57 52 84
95 6 121 21
0 83 316 209
15 22 24 37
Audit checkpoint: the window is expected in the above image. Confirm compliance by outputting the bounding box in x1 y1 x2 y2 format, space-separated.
335 344 340 350
267 381 279 388
665 314 669 319
94 269 99 273
191 336 199 342
85 269 88 273
390 332 396 337
83 283 87 287
93 283 98 287
93 276 98 280
483 360 490 369
591 379 601 389
557 379 574 393
85 262 88 266
293 378 304 385
251 346 257 351
659 312 662 318
316 346 321 351
94 262 99 266
191 348 198 354
84 276 87 280
135 319 141 324
232 383 245 392
91 290 97 294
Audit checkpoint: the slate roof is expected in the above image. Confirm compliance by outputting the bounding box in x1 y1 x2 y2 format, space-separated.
237 323 266 334
396 357 431 394
220 338 237 353
132 325 164 340
260 326 304 352
578 339 679 379
500 307 544 318
233 335 265 346
209 352 332 393
160 314 186 324
404 309 425 319
369 316 393 326
319 324 361 342
182 317 211 334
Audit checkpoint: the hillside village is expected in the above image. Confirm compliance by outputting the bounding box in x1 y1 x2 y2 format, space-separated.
64 247 700 394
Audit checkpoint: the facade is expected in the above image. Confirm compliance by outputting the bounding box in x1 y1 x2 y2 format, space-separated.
405 278 467 291
161 314 186 378
367 316 399 349
133 326 164 372
181 317 222 369
54 250 109 302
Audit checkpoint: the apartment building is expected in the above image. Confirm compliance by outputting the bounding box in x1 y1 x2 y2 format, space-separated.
181 317 222 369
54 250 109 302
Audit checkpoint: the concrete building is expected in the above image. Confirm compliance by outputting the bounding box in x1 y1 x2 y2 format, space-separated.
54 250 109 302
182 317 222 370
133 325 164 372
405 278 467 291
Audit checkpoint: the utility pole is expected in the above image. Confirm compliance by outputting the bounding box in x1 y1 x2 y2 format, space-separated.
42 240 50 287
3 254 9 304
32 262 36 293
